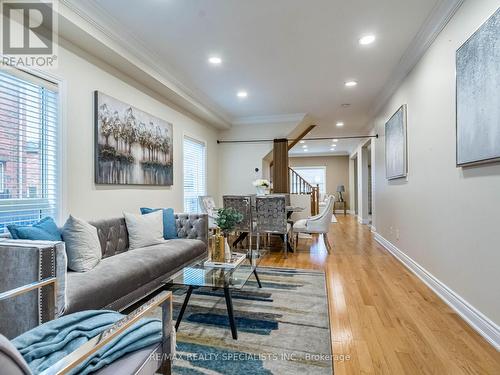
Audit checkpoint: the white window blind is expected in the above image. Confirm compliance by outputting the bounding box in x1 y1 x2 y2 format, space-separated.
0 70 59 233
183 136 206 213
292 166 326 194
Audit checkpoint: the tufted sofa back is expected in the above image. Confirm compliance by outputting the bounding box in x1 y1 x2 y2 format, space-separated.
89 217 129 258
90 213 208 259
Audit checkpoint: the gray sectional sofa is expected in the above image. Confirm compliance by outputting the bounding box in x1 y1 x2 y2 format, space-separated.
0 213 208 338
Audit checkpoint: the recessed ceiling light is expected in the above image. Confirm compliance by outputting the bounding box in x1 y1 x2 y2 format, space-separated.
208 56 222 65
299 140 305 144
330 148 335 151
303 149 308 152
237 91 248 98
345 80 357 87
336 122 344 127
302 144 307 148
332 139 338 142
359 34 376 45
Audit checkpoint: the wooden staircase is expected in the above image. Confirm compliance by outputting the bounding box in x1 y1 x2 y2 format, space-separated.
289 167 320 215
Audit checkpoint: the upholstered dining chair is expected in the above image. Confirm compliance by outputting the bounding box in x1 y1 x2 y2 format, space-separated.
223 195 254 251
266 193 291 206
0 277 173 375
292 195 335 253
255 195 291 258
198 195 218 231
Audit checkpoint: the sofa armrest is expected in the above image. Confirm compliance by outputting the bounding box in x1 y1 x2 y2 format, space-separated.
0 241 67 339
174 213 208 245
40 291 173 375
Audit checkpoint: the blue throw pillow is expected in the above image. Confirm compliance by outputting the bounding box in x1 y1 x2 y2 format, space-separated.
140 208 177 239
8 217 62 241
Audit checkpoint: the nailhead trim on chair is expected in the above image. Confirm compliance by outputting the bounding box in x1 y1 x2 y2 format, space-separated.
38 246 56 324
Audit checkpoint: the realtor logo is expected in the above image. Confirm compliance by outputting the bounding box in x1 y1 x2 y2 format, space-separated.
1 0 57 68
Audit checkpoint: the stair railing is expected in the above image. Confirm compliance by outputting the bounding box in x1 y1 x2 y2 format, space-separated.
289 167 320 215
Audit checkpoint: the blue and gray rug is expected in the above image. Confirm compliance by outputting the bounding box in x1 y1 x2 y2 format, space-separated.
162 267 332 374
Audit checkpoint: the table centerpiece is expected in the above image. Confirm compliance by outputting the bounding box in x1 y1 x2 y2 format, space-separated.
212 207 243 262
252 178 270 195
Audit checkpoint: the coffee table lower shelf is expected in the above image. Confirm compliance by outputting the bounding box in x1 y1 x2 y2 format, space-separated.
172 268 262 340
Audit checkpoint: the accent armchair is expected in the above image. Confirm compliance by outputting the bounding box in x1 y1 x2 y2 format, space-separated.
292 195 335 253
0 277 173 375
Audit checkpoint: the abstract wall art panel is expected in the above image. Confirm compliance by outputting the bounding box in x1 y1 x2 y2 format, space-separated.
385 104 408 180
94 91 173 185
456 8 500 166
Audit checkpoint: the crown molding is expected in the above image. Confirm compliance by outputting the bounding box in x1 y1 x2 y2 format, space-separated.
232 113 306 126
370 0 465 118
58 0 232 129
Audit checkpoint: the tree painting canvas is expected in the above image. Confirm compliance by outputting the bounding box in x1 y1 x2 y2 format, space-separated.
456 8 500 166
385 104 407 180
94 91 173 185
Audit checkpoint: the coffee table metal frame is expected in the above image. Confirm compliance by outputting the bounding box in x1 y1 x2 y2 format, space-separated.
165 250 264 340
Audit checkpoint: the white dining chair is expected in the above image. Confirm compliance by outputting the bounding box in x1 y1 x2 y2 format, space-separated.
198 195 219 231
292 195 335 253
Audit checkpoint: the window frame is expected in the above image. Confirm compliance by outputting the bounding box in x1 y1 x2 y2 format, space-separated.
182 134 207 213
0 161 5 193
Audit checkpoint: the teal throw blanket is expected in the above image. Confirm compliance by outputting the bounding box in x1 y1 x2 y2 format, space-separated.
12 310 162 374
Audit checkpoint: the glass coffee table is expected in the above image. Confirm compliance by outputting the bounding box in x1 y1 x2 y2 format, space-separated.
165 249 265 340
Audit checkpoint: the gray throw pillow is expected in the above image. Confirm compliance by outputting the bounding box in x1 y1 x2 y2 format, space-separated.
62 216 102 272
124 210 164 250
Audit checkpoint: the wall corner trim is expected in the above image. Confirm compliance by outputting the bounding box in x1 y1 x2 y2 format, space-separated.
373 232 500 351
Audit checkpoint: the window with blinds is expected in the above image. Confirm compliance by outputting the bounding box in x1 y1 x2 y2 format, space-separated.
0 70 59 233
183 136 206 213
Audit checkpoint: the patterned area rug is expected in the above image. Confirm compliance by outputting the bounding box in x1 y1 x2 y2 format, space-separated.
159 267 332 374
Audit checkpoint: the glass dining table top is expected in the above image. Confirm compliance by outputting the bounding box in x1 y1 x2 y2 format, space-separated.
166 249 266 290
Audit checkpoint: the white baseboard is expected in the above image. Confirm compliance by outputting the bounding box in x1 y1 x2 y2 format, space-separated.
334 209 353 215
374 232 500 351
358 216 370 225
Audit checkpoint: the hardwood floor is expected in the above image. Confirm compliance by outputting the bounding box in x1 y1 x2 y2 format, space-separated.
259 215 500 375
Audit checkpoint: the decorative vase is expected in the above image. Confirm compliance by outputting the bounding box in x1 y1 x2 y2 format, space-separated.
224 236 232 262
212 228 225 262
256 186 266 196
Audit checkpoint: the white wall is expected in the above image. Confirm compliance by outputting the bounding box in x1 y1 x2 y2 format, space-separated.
371 0 500 328
218 121 296 197
53 41 219 221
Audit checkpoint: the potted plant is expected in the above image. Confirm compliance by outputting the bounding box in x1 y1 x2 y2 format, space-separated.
214 208 243 261
252 179 270 195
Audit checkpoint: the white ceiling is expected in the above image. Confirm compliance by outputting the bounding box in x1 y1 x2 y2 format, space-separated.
289 138 362 156
83 0 441 137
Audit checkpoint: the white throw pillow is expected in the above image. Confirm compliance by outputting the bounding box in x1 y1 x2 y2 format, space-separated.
124 210 164 250
62 215 102 272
